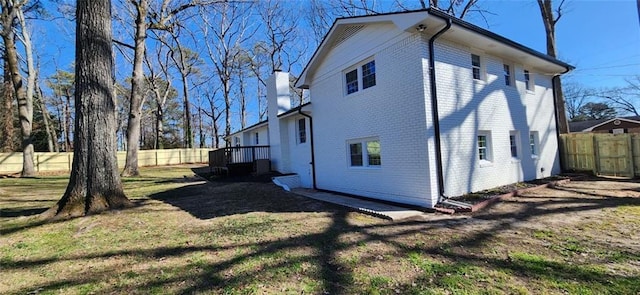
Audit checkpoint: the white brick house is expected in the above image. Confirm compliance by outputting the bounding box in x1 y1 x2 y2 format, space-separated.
230 9 573 208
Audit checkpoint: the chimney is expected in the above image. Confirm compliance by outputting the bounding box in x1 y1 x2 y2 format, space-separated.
267 71 291 172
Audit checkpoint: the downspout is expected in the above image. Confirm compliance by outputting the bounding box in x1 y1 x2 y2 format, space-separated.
428 17 452 203
298 108 317 189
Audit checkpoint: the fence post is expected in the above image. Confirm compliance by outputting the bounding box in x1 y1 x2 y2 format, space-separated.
628 134 635 177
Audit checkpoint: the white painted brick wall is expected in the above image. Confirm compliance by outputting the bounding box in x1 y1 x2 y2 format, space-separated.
432 39 560 197
311 28 437 207
306 25 560 207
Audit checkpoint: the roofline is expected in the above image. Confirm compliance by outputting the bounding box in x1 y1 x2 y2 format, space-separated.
227 119 268 138
427 8 574 71
277 101 312 118
296 8 573 88
584 117 640 131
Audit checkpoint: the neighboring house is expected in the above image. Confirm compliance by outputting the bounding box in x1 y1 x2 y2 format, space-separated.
225 8 573 208
569 116 640 134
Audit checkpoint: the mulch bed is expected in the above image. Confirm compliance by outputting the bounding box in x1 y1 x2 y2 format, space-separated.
434 175 573 213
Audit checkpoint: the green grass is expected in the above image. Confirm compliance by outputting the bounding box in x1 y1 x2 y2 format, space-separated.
1 165 640 294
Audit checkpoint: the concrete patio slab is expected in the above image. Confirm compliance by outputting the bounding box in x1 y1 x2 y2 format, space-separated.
291 188 467 222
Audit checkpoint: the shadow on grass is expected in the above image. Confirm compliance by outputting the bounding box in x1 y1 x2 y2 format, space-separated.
0 207 48 218
4 176 640 294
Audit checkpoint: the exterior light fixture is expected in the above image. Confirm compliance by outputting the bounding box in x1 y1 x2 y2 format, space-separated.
416 24 427 32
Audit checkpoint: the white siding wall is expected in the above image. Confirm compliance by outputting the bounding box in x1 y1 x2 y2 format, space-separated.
311 24 438 207
285 115 313 188
433 39 560 197
238 125 269 146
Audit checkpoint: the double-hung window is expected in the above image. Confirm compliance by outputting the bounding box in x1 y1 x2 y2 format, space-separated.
509 131 520 159
344 59 376 95
255 133 259 145
477 131 492 164
471 54 482 80
503 64 512 86
349 138 381 167
298 118 306 144
524 70 533 91
529 131 538 157
345 69 359 94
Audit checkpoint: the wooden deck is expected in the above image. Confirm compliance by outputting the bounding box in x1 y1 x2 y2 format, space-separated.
208 146 271 176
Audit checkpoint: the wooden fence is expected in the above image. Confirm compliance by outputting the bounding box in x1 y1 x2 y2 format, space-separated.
0 148 209 174
560 133 640 177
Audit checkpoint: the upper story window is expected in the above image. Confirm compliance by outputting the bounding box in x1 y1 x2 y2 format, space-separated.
524 69 533 91
471 54 482 80
361 60 376 89
503 64 512 86
298 118 306 144
344 58 376 95
346 69 358 94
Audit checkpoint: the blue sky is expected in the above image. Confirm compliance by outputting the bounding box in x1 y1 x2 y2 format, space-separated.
34 1 639 91
469 0 640 89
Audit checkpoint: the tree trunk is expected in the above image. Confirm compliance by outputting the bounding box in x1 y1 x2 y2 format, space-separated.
1 56 15 152
44 0 131 219
224 78 231 146
180 71 192 148
64 91 72 150
155 104 164 149
36 83 57 152
3 10 35 176
537 0 569 134
122 0 148 176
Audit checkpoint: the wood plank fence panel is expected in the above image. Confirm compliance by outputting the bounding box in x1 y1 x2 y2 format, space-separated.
0 148 209 174
561 133 638 177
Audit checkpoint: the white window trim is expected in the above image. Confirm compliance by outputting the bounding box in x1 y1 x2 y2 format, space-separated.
477 131 493 167
509 131 521 163
503 63 514 87
297 118 307 144
529 131 539 159
347 137 381 168
343 57 376 96
471 53 486 82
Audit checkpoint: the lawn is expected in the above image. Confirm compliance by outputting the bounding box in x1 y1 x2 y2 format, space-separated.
1 165 639 294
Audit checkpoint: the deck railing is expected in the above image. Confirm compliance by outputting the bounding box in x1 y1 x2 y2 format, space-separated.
208 146 271 168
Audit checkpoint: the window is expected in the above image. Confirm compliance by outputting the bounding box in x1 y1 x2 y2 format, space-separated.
234 137 240 147
471 54 481 80
509 131 520 159
529 132 538 156
477 131 492 164
367 141 381 166
345 69 358 94
298 118 306 144
524 70 532 91
348 138 381 167
344 58 376 95
503 64 511 86
255 132 259 145
362 60 376 89
349 143 363 166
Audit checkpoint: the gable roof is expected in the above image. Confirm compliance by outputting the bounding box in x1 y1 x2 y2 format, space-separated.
296 8 573 89
569 116 640 132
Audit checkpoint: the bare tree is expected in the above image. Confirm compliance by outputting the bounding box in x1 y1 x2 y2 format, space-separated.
44 0 131 219
201 1 254 145
119 0 216 176
563 82 594 122
1 54 15 152
602 76 640 116
47 69 74 151
143 34 175 149
1 0 38 176
537 0 569 133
